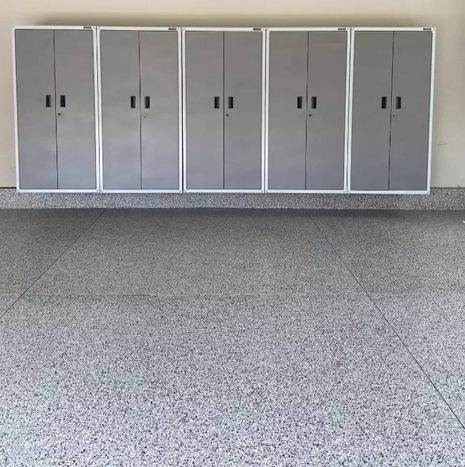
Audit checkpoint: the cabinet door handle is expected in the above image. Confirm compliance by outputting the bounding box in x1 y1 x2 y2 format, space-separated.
144 96 151 109
130 96 137 109
60 95 66 108
228 96 234 109
381 96 387 109
45 94 52 108
311 96 317 109
297 96 303 109
214 96 220 109
396 96 402 110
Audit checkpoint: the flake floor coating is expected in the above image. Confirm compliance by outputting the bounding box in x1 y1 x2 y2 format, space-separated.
1 209 465 466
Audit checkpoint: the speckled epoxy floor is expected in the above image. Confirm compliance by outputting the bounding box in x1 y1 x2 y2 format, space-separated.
1 209 465 465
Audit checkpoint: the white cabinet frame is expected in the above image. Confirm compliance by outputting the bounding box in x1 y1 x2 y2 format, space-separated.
13 25 100 193
97 27 183 193
347 27 436 195
264 27 351 193
182 27 266 193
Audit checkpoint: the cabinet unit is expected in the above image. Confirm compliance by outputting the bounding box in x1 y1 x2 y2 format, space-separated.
183 28 265 192
99 27 181 192
349 28 435 193
14 27 98 191
266 28 349 192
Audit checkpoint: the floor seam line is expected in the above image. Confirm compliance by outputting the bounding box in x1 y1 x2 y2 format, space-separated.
0 209 106 322
307 213 465 430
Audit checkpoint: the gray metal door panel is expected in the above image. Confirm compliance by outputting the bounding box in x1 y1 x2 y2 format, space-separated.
185 32 223 190
351 32 393 191
267 31 307 190
389 31 432 191
224 31 263 190
15 29 57 189
140 31 179 190
100 30 141 190
55 30 96 189
306 31 347 191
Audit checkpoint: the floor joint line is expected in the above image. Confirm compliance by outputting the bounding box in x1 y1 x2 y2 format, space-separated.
0 209 106 322
308 212 465 430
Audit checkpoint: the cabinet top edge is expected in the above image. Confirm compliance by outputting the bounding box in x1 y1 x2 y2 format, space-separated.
267 27 350 32
97 27 181 32
352 27 436 32
13 26 96 31
12 26 436 32
183 27 264 31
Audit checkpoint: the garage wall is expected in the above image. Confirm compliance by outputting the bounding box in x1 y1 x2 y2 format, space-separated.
2 0 465 188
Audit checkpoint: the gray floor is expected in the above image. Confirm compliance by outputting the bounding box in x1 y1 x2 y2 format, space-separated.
1 209 465 466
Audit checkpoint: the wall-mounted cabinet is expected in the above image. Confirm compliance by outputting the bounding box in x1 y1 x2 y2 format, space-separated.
13 26 435 195
99 27 182 192
14 26 98 192
349 28 435 193
266 28 349 192
183 28 265 192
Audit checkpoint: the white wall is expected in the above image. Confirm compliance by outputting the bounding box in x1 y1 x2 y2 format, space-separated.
3 0 465 187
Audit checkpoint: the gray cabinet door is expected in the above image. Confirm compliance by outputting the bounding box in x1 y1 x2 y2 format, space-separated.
306 31 347 190
55 30 96 189
389 31 432 191
15 29 57 189
185 32 224 190
223 32 263 190
267 31 307 190
140 31 179 190
351 32 393 191
100 30 141 190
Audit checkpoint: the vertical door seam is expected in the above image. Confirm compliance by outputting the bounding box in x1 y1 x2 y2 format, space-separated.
138 31 143 190
305 32 310 190
100 31 106 189
388 31 395 191
222 32 226 189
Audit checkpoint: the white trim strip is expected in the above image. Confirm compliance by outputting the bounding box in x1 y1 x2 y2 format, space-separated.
181 28 187 191
183 27 263 32
349 190 430 195
13 26 95 30
427 28 436 192
12 28 20 191
97 27 104 192
267 27 349 31
184 189 264 193
92 27 100 191
260 29 266 192
18 189 101 193
264 29 270 192
100 189 183 194
347 28 355 192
